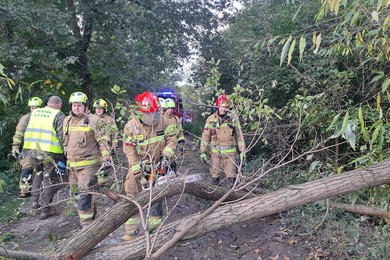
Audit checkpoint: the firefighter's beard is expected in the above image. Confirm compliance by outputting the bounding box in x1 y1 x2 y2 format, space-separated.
142 112 160 125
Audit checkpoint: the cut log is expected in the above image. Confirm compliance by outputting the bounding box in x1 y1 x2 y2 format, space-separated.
330 202 390 218
51 180 250 260
81 159 390 259
0 159 389 260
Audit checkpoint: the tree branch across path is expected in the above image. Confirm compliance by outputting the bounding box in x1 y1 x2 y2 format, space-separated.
0 159 389 260
82 159 390 259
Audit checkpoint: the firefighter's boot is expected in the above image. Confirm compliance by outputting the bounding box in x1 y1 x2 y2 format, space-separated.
19 192 31 198
148 216 162 233
31 202 40 209
39 207 53 220
211 177 220 186
123 217 141 241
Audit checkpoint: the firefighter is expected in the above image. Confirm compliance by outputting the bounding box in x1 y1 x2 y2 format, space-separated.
200 94 246 186
63 92 111 227
161 98 185 172
93 98 118 153
22 96 66 219
122 92 177 240
11 97 42 198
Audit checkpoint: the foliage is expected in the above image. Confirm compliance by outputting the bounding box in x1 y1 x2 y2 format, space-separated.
0 161 24 224
286 203 390 259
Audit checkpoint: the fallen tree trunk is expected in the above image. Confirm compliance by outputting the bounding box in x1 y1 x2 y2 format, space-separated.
330 202 390 218
81 159 390 259
52 180 250 260
0 160 389 260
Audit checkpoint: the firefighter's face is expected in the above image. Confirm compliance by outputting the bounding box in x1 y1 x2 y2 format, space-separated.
218 105 228 115
30 106 37 111
72 102 86 115
95 107 104 115
166 108 173 116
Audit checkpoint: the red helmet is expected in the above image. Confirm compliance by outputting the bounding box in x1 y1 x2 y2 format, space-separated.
135 92 161 112
215 94 230 107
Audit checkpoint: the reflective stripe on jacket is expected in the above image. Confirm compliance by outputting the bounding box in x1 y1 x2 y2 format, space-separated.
164 114 185 143
13 113 31 147
123 114 177 174
200 111 245 153
23 107 63 154
63 112 110 168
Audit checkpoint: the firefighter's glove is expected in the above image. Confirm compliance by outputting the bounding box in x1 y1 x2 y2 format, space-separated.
161 156 170 169
12 146 20 159
55 161 66 175
200 153 207 164
240 152 246 162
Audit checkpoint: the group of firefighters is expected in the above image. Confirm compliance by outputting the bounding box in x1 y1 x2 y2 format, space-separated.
11 91 245 240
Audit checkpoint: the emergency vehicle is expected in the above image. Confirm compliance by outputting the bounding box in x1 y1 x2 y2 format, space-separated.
153 90 183 119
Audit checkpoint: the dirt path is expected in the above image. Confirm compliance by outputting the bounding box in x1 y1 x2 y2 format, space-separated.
0 136 308 259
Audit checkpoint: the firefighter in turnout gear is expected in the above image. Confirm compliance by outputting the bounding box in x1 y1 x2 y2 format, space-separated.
63 92 111 227
93 98 118 154
12 97 42 198
23 96 66 219
200 94 246 186
122 92 177 240
161 98 185 172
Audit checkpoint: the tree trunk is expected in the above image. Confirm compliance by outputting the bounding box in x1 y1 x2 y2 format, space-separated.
330 202 390 218
82 159 390 260
52 181 249 260
1 160 389 260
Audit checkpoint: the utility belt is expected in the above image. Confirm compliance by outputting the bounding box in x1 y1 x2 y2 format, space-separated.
211 146 237 154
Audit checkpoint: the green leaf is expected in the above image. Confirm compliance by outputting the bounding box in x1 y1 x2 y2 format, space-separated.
0 92 9 105
254 40 265 54
350 10 361 25
331 123 343 138
299 36 306 63
267 36 280 54
280 35 292 66
309 161 320 174
313 33 322 54
111 84 121 94
351 193 358 207
287 39 296 65
48 231 53 241
370 124 381 145
369 74 384 84
292 5 302 21
327 113 340 132
381 77 390 92
341 111 349 134
371 10 379 22
358 106 369 142
377 0 384 11
345 124 356 150
378 126 385 149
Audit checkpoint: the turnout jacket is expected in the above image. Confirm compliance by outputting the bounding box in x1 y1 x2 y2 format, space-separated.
123 114 177 174
163 114 185 143
63 111 110 169
13 113 31 149
96 113 118 150
200 111 245 154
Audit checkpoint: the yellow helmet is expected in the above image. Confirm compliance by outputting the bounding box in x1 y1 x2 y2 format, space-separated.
159 98 168 109
69 92 88 104
165 98 176 109
93 99 108 112
28 97 43 107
